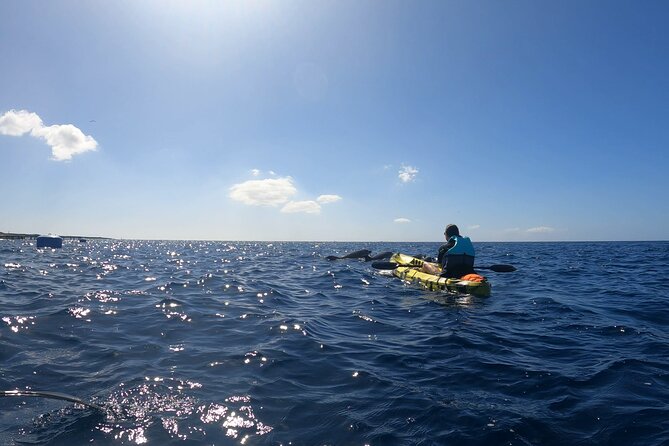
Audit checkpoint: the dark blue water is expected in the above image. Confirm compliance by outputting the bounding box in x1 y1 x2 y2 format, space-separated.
1 240 668 445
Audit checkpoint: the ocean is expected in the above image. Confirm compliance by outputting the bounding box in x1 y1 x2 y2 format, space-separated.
1 240 668 445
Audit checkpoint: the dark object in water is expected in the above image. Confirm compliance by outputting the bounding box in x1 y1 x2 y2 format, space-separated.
36 235 63 249
326 249 372 261
326 250 393 261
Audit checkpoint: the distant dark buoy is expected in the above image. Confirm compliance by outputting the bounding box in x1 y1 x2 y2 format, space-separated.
36 235 63 249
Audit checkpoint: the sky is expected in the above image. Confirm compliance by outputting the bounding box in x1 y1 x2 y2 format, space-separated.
1 0 668 242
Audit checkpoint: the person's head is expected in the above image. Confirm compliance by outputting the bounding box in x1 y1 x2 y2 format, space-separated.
444 224 460 238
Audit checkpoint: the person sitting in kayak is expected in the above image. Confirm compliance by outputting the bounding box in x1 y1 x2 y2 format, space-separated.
422 224 476 278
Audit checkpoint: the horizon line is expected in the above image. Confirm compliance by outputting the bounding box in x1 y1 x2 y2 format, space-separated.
2 233 667 244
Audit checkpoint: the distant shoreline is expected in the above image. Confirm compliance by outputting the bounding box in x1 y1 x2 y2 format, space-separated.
0 232 110 240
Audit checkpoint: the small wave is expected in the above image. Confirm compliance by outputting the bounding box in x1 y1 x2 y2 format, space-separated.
2 240 669 444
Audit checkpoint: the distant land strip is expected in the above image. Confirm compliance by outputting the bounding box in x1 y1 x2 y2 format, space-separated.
0 232 110 240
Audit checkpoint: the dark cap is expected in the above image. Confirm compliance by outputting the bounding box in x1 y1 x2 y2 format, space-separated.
445 224 460 238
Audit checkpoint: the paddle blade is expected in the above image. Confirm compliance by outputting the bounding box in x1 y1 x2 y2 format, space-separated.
480 264 516 272
1 390 104 411
371 261 398 270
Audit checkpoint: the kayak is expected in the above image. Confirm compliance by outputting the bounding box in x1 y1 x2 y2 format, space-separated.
389 253 492 297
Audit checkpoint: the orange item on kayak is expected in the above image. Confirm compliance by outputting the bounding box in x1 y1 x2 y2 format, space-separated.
460 273 485 282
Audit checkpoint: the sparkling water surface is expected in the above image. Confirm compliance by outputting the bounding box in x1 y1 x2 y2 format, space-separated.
1 240 668 445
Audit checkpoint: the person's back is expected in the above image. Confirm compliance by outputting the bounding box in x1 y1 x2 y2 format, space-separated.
437 224 475 278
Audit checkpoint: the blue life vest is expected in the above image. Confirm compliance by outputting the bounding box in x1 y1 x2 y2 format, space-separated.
446 235 475 256
440 235 476 277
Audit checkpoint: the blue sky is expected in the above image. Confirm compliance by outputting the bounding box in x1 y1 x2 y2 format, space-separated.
1 0 667 241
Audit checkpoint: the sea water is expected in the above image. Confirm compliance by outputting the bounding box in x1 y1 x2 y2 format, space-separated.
0 240 668 445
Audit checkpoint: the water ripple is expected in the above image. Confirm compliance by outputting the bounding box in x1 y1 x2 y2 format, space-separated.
1 240 668 445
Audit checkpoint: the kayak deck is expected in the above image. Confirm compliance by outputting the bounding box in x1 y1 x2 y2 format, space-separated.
389 253 492 297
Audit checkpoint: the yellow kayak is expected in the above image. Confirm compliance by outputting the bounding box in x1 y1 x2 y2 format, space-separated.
389 253 492 297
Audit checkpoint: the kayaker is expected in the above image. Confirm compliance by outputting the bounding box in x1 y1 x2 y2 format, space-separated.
422 224 476 278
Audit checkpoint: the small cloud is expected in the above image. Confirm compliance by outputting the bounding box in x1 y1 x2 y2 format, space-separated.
527 226 555 233
316 194 342 204
0 109 98 161
398 165 418 183
250 169 261 176
469 225 481 230
394 218 411 224
230 174 341 215
383 164 392 170
33 124 98 161
0 109 42 136
281 200 321 214
229 177 297 206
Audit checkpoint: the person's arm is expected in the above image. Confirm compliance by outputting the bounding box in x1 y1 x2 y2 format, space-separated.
437 240 455 265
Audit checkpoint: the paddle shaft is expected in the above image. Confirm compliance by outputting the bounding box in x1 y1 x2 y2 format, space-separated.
475 264 516 272
1 390 104 411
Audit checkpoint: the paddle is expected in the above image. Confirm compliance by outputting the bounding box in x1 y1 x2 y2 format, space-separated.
1 389 104 412
476 264 516 272
371 261 399 270
326 250 393 261
371 261 516 273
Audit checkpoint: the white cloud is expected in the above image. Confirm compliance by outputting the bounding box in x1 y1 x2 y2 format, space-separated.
230 174 343 214
229 177 297 206
394 217 411 224
280 194 341 214
281 200 321 214
469 225 481 230
317 194 342 204
33 124 98 161
0 109 97 161
250 169 261 176
0 109 43 136
527 226 555 233
398 165 418 183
